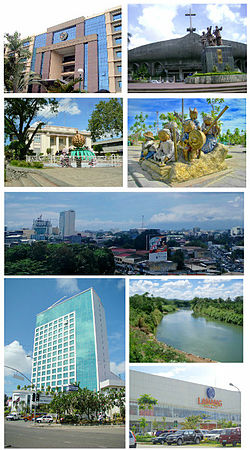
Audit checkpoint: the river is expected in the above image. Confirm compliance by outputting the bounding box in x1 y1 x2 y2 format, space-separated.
156 309 243 362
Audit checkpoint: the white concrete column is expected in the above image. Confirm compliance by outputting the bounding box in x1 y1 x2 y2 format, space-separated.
56 136 59 152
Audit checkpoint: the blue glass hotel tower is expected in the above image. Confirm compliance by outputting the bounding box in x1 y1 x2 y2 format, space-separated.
31 288 117 392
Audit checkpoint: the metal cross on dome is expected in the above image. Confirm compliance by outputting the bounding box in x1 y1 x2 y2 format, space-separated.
185 7 196 33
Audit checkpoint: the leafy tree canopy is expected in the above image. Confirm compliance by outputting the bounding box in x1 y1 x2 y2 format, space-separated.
88 99 123 141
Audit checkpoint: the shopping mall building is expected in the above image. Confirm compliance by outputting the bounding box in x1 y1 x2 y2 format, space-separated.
15 6 122 93
130 370 241 431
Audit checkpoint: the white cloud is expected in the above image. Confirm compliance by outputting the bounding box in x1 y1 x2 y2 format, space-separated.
56 278 80 295
129 4 188 49
149 200 243 225
110 361 125 376
5 341 32 378
130 279 243 301
38 98 81 119
206 4 236 23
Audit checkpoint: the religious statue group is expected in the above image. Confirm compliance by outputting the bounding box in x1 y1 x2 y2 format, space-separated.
200 25 223 48
140 106 224 165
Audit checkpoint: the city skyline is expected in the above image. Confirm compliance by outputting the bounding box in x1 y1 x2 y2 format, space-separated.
128 3 247 49
128 98 246 134
4 278 125 396
5 192 244 232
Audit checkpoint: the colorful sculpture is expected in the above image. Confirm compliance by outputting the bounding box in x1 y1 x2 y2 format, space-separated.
201 115 221 154
140 131 157 160
72 132 86 148
180 119 196 161
154 129 175 164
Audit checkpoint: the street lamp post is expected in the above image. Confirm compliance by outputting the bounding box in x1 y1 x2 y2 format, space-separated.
5 363 37 424
229 382 241 392
77 68 84 92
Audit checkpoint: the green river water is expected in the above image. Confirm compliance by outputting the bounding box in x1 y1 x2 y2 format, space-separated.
156 309 243 362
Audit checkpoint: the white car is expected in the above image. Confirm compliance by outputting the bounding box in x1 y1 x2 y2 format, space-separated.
205 429 224 441
36 415 53 423
129 430 137 448
6 413 21 420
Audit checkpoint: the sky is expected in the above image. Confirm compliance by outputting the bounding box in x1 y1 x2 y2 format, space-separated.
130 278 243 301
128 3 247 49
128 98 246 135
4 278 125 396
5 192 244 232
3 0 120 36
130 366 243 392
31 98 121 137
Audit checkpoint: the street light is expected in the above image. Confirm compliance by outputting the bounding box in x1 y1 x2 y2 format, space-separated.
229 382 241 392
77 68 84 92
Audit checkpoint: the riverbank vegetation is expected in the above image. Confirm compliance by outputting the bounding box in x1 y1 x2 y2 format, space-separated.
191 296 243 326
130 293 189 362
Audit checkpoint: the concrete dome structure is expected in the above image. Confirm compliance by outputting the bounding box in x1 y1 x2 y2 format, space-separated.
128 33 246 81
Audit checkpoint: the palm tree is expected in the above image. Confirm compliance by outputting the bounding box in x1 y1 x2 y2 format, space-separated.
4 32 41 93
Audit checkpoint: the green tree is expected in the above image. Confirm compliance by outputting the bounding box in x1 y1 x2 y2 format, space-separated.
138 393 158 410
88 99 123 141
4 32 41 93
5 98 59 160
181 414 204 429
139 417 148 435
129 113 150 142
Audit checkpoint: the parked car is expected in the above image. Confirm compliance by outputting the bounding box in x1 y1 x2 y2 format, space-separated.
129 430 136 448
166 430 202 445
35 415 53 423
6 413 21 421
205 428 224 441
219 427 241 447
152 430 178 444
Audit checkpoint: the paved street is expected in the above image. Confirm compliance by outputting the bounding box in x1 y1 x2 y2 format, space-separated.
128 145 246 188
5 421 125 448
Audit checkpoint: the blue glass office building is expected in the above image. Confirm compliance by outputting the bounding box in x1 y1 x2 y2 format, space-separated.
28 7 122 93
31 288 117 392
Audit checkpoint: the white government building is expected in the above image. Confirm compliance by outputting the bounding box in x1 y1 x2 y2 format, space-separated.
130 370 241 431
28 125 92 156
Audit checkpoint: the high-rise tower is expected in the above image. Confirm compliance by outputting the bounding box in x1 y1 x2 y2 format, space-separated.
31 288 120 392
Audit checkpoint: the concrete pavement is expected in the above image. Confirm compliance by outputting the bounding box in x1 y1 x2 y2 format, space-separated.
5 166 123 187
5 421 125 448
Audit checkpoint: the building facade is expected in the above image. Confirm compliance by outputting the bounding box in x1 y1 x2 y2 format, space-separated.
28 126 91 156
128 33 246 81
31 288 121 392
24 7 121 93
130 370 241 431
32 215 52 240
59 210 76 237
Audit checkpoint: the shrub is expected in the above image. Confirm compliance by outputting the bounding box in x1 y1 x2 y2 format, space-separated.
32 161 44 168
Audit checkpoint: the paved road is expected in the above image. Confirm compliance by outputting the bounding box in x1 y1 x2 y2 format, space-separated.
5 421 125 448
128 145 246 188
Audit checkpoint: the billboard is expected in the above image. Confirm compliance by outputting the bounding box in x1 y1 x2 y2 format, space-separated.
149 235 167 253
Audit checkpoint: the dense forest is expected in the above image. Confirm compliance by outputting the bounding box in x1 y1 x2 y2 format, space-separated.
190 296 243 326
5 242 115 275
130 292 243 362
